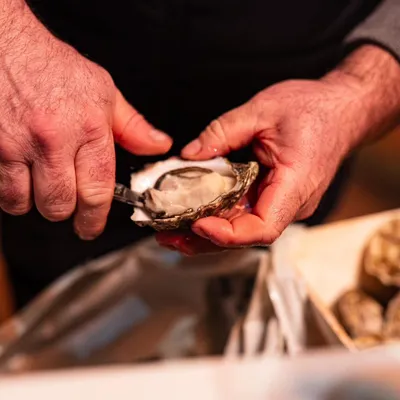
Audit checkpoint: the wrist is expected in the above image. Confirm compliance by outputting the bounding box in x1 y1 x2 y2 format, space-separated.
322 45 400 151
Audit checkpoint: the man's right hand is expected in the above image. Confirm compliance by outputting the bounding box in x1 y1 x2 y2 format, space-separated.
0 3 172 240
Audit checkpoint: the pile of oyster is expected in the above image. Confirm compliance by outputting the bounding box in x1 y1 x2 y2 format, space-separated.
334 218 400 348
129 157 259 231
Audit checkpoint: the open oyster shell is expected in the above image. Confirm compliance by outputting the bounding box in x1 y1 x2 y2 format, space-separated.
130 157 259 231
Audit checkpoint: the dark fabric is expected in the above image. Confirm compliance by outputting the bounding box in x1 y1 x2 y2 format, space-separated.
346 0 400 63
3 0 380 308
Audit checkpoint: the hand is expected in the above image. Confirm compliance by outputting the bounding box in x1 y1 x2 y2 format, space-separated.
0 7 172 240
157 46 400 255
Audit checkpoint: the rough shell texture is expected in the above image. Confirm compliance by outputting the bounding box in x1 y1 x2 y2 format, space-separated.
335 289 383 339
130 158 259 231
383 292 400 340
363 218 400 287
353 335 383 349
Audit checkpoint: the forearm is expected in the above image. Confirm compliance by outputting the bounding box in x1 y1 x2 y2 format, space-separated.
324 45 400 150
0 0 79 93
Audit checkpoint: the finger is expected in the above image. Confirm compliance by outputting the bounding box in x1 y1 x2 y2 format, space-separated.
192 168 302 247
0 161 32 215
181 100 266 160
74 129 115 240
192 215 268 247
31 152 76 222
112 90 172 155
156 231 225 256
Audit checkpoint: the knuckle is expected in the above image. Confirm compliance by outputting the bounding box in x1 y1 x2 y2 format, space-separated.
43 207 74 222
88 161 115 182
250 94 278 123
120 112 145 138
1 203 31 216
47 174 76 203
29 111 64 152
204 119 230 151
78 145 115 183
39 176 76 221
129 112 145 130
79 186 113 209
3 204 32 216
29 110 57 134
97 66 114 88
251 92 270 109
0 163 31 215
0 186 30 215
89 67 115 106
83 113 110 143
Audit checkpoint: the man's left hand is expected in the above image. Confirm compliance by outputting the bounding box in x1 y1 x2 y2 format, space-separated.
156 46 400 255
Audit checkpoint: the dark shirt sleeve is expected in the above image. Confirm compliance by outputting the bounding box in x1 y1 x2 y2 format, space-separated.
345 0 400 62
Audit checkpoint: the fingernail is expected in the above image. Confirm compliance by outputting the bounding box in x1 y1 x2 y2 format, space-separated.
149 129 170 142
74 227 98 241
192 227 209 239
182 139 202 156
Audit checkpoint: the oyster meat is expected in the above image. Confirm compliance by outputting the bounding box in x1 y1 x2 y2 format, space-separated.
130 157 259 231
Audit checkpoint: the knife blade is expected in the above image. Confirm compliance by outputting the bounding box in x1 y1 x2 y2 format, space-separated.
114 183 144 208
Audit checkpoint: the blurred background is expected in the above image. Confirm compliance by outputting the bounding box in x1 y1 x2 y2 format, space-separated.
328 127 400 222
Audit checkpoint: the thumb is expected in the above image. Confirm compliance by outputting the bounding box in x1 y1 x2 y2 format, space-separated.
112 90 173 155
181 101 261 160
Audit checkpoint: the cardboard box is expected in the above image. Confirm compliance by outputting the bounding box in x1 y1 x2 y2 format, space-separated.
294 209 400 349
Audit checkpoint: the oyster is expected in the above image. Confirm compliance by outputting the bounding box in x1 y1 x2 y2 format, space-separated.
363 218 400 287
130 157 259 231
383 291 400 341
353 335 383 349
360 218 400 304
335 289 384 339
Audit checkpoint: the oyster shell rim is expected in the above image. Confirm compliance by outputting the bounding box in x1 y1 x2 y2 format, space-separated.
131 159 259 231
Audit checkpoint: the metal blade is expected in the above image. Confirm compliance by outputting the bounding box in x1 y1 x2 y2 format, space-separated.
114 183 144 208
